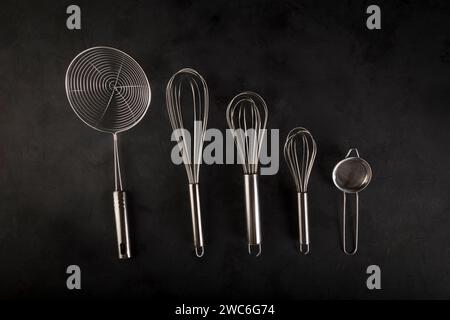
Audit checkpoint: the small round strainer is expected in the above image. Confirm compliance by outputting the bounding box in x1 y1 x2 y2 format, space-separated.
333 148 372 255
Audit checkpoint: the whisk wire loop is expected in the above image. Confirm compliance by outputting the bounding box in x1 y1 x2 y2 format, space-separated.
284 127 317 193
226 92 268 175
166 68 209 184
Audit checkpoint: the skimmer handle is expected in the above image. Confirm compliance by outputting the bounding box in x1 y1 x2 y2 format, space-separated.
113 191 131 259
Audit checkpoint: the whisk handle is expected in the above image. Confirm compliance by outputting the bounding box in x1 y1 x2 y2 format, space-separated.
113 191 131 259
297 192 310 254
189 183 204 257
244 174 262 256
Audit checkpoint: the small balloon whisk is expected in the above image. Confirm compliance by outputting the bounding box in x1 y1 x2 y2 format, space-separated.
166 68 209 257
284 127 317 254
226 92 268 256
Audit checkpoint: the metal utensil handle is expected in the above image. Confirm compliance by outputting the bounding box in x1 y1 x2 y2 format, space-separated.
297 192 310 254
346 148 360 158
189 183 204 257
244 174 262 256
113 191 131 259
342 192 359 255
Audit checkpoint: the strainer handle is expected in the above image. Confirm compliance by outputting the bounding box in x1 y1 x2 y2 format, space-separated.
113 191 131 259
342 192 359 255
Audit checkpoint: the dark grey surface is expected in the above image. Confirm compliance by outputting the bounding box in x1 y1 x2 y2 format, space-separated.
0 0 449 300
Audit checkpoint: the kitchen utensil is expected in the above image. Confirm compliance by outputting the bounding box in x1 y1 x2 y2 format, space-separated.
65 46 151 259
226 91 268 256
166 68 209 258
332 148 372 255
284 127 317 254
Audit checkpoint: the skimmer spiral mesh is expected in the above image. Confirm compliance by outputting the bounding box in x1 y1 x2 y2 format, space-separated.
65 46 151 133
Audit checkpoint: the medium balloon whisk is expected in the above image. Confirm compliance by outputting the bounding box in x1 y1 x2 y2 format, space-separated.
226 92 268 256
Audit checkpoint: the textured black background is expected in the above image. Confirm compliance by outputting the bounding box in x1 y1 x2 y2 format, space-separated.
0 0 449 300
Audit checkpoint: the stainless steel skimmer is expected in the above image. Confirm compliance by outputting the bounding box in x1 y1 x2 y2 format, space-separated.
332 148 372 255
226 92 268 256
65 46 151 259
166 68 209 258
